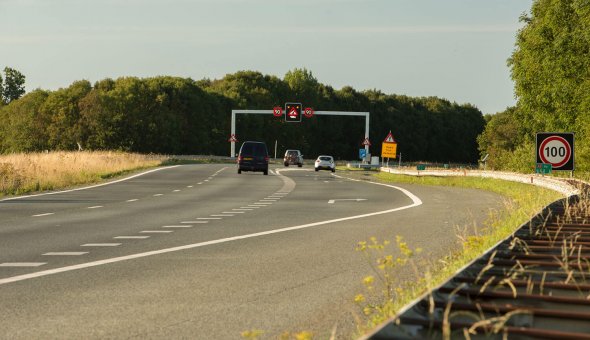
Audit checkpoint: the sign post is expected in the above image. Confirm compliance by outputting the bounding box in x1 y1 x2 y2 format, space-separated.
536 132 574 172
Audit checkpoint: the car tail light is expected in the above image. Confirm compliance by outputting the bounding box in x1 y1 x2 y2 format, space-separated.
264 156 269 162
238 156 243 162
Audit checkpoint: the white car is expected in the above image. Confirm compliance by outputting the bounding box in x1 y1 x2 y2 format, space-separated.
314 155 335 172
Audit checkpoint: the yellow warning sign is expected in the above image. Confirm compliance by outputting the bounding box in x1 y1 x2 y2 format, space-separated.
381 142 397 158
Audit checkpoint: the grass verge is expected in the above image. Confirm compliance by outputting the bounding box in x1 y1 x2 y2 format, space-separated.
0 151 167 197
352 171 563 337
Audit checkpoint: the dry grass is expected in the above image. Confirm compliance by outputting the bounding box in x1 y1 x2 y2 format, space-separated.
0 151 167 197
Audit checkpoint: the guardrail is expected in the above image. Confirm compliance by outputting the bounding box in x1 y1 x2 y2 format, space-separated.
363 169 590 339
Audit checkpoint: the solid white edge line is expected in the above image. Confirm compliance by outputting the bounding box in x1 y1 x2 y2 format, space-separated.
1 166 181 202
0 177 422 286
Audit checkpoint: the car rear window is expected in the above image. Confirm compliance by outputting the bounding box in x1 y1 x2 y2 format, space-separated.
319 156 332 161
241 142 268 156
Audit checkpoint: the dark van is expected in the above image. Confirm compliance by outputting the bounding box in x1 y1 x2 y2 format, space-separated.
237 141 269 175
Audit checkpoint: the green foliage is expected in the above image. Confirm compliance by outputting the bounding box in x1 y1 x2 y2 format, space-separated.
1 67 26 104
0 69 485 162
480 0 590 172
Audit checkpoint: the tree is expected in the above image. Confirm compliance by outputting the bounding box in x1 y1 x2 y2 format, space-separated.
283 68 320 104
2 67 26 104
504 0 590 171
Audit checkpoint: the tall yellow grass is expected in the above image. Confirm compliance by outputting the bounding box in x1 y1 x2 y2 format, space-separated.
0 151 166 197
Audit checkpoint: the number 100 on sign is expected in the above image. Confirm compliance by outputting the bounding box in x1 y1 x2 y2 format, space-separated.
536 132 574 171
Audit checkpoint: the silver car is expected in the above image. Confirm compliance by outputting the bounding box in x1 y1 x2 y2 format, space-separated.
314 155 335 172
284 149 303 167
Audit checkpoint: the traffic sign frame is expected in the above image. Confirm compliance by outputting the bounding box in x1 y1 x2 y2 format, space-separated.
285 103 302 122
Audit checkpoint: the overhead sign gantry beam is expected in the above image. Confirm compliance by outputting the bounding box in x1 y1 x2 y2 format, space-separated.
230 110 370 158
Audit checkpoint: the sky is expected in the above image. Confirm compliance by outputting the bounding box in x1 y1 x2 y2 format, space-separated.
0 0 533 114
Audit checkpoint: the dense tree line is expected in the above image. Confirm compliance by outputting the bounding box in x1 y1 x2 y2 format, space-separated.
0 69 484 163
479 0 590 172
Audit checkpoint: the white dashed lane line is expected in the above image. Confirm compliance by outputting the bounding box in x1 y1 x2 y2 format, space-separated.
153 194 164 197
223 211 244 214
197 217 222 220
246 206 261 208
173 190 181 192
126 199 139 202
43 252 88 256
211 214 232 217
198 182 203 185
81 243 121 247
162 225 193 229
32 213 54 217
114 236 150 239
0 262 46 267
187 186 193 188
141 230 173 233
181 221 209 224
87 206 103 209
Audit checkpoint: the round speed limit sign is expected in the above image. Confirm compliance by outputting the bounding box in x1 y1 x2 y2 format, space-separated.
536 133 574 170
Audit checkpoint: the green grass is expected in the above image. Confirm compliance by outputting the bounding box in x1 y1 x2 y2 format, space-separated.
352 171 563 337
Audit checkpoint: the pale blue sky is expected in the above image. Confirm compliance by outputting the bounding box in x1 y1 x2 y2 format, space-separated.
1 0 532 114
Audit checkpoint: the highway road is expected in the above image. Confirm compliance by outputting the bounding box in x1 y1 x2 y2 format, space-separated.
0 164 504 339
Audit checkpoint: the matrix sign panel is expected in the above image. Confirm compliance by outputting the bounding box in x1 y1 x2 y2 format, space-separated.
285 103 302 122
536 132 574 171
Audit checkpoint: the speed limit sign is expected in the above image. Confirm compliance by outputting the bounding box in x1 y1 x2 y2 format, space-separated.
536 132 574 171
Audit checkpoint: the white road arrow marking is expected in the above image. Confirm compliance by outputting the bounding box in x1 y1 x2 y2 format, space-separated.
327 199 367 204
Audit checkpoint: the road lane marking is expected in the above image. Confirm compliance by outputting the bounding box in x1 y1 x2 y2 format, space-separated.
198 182 203 185
141 230 173 233
32 213 54 217
327 199 367 204
246 206 261 208
211 214 232 217
0 179 422 286
187 185 193 188
181 221 209 224
153 194 164 197
197 217 221 220
252 202 272 205
126 199 139 202
81 243 121 247
43 252 88 256
114 236 150 239
0 262 46 267
235 208 253 211
173 190 181 192
1 166 180 202
87 206 103 209
162 225 193 228
224 211 244 214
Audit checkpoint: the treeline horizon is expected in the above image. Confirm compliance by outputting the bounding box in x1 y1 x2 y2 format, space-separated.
0 69 485 163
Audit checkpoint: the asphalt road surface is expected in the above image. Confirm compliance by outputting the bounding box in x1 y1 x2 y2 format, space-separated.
0 164 505 339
